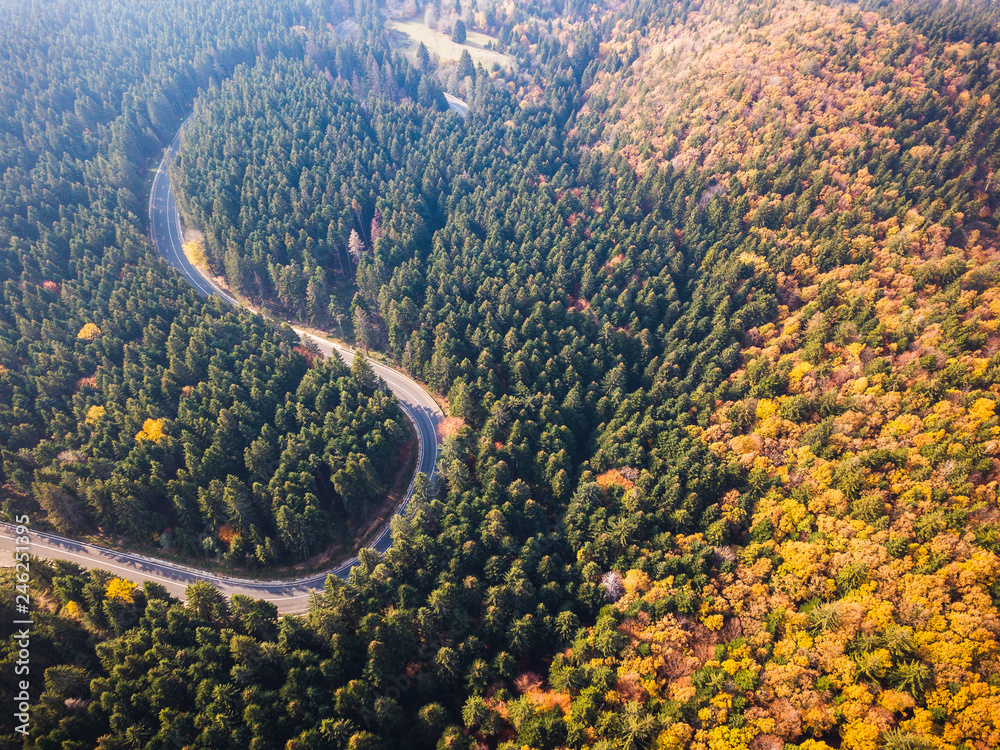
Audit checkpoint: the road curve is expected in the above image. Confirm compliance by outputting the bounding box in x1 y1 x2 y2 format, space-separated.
444 92 469 118
0 120 442 615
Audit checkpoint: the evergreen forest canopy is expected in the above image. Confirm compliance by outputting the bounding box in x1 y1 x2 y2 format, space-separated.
0 0 408 568
3 0 1000 749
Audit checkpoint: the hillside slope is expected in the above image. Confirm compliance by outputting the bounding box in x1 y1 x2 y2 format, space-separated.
547 1 1000 748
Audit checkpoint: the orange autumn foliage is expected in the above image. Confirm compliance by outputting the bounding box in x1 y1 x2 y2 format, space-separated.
217 524 237 545
293 344 316 367
596 469 636 491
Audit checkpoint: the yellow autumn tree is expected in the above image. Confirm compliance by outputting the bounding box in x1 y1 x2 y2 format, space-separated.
105 577 136 604
182 239 207 269
135 418 166 443
77 322 101 341
85 405 106 425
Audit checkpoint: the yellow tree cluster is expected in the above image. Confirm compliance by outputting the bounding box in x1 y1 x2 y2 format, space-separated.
135 418 166 443
85 405 106 425
77 322 101 341
105 577 137 604
182 239 208 269
688 160 998 747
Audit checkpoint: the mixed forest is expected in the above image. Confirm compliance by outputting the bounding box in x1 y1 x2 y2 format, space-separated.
3 0 1000 749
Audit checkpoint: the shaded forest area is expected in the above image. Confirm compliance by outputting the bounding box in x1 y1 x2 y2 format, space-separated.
3 0 1000 749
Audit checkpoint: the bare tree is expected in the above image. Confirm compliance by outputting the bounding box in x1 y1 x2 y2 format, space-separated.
601 570 624 602
348 229 365 263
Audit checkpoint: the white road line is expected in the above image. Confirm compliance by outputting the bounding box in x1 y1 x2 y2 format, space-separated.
1 534 189 590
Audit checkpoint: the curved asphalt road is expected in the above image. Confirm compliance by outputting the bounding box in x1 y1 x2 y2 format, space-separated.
444 92 469 118
0 119 443 615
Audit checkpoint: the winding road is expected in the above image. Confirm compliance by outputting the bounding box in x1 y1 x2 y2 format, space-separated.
0 119 443 615
444 92 469 118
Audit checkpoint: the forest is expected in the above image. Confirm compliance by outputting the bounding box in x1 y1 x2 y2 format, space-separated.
0 0 409 568
3 0 1000 748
